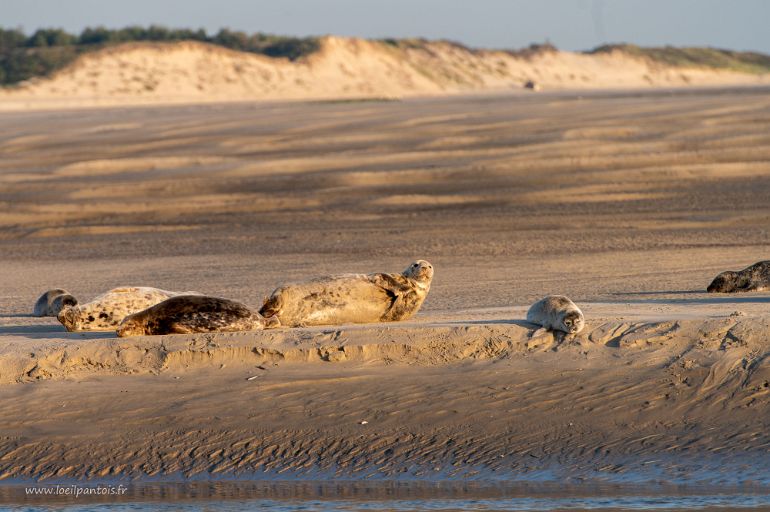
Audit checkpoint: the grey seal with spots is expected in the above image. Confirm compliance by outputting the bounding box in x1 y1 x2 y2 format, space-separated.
58 286 200 332
260 260 434 327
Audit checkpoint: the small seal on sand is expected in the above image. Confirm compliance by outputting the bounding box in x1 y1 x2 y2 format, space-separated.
33 289 78 317
526 295 585 337
707 260 770 293
117 295 279 337
58 286 200 332
260 260 434 327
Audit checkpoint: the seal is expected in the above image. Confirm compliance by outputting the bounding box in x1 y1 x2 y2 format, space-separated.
33 289 78 317
57 286 200 332
526 295 585 337
117 295 279 337
260 260 434 327
707 260 770 293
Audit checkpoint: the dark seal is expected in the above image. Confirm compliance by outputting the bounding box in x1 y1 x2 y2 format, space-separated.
117 295 279 337
707 260 770 293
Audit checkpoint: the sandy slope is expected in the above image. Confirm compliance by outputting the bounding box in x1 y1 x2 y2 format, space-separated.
1 37 769 110
1 308 770 483
0 89 769 485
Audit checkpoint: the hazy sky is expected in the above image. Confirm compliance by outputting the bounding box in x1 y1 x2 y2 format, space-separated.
4 0 769 53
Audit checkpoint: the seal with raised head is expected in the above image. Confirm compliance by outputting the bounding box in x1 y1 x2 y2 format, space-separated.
707 260 770 293
33 289 78 317
526 295 585 336
58 286 200 332
260 260 434 327
117 295 279 337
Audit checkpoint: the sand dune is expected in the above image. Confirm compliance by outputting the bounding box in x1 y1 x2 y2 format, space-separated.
1 37 769 110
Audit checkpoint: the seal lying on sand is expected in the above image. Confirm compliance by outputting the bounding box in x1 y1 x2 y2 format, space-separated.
527 295 585 337
33 289 78 317
58 286 200 332
707 260 770 293
260 260 434 327
117 295 279 337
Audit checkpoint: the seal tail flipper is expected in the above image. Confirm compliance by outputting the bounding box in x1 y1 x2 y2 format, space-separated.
526 327 554 350
369 273 408 321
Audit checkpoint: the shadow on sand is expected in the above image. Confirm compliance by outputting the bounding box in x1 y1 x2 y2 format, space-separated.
619 296 770 305
445 319 535 328
612 290 704 296
0 324 114 341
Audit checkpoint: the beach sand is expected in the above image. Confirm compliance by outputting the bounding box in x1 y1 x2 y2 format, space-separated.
1 88 769 486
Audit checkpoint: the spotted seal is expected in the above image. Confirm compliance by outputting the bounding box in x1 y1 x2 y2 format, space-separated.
33 289 78 317
707 260 770 293
526 295 585 337
58 286 200 332
260 260 434 327
117 295 279 337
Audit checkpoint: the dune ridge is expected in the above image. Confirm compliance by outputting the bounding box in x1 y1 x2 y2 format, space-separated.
2 37 769 110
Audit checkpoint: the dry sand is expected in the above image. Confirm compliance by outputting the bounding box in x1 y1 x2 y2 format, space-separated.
0 88 770 486
1 38 769 110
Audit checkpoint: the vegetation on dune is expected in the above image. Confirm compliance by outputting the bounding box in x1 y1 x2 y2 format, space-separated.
507 42 559 59
589 44 770 74
1 26 769 87
0 26 320 86
380 37 475 52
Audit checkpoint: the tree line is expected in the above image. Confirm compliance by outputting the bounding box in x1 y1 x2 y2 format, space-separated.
0 26 320 86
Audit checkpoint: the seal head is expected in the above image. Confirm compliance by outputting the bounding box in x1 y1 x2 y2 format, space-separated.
403 260 434 285
707 271 741 293
562 310 585 334
57 306 80 331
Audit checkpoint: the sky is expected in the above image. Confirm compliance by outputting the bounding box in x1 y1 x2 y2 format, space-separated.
3 0 769 53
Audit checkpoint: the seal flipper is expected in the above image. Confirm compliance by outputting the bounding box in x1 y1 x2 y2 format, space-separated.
369 273 410 319
168 322 196 334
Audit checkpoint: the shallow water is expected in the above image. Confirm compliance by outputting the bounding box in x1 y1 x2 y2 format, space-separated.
10 495 770 511
4 481 770 511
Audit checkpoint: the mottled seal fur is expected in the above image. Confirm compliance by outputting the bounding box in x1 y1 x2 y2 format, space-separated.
707 260 770 293
117 295 279 337
526 295 585 336
260 260 434 327
58 286 200 332
33 289 78 317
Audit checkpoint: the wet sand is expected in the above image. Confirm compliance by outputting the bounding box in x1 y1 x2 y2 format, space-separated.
1 88 770 489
